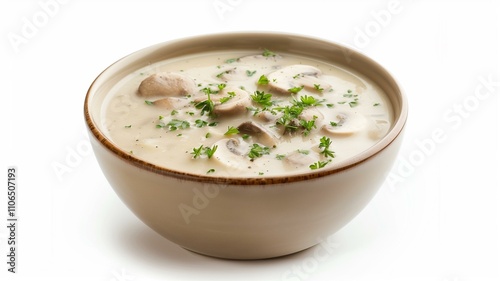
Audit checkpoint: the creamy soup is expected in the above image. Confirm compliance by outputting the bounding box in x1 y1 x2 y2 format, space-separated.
102 50 393 177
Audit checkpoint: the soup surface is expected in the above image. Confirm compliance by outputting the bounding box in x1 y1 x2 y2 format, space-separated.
103 50 393 177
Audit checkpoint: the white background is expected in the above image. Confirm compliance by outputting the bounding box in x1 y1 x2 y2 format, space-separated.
1 0 499 280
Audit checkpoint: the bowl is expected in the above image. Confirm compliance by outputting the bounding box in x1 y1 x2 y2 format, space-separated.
84 32 408 260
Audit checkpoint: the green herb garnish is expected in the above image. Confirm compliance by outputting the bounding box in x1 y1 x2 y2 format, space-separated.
246 70 257 77
319 136 335 158
166 119 190 131
204 145 218 159
195 95 215 117
220 91 236 104
314 84 324 92
276 154 286 160
288 86 304 94
251 90 273 107
248 144 270 159
195 119 208 128
262 49 277 57
224 126 240 136
257 75 270 85
309 160 331 170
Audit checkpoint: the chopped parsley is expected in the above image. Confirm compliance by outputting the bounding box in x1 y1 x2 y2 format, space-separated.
248 144 270 159
204 145 218 158
314 84 324 92
309 160 331 170
246 70 257 77
262 49 277 57
165 119 190 131
195 119 208 128
251 90 273 107
224 126 240 136
275 154 286 160
288 86 304 94
257 75 270 85
299 116 318 136
191 145 218 159
195 95 215 117
319 136 335 158
144 100 154 105
293 95 325 107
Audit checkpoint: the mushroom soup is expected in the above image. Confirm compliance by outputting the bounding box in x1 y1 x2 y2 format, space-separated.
102 50 393 177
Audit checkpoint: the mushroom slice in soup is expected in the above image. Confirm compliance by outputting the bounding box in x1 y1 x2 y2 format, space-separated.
237 121 279 147
211 138 251 171
284 150 320 169
213 88 252 116
253 110 279 123
138 72 197 97
299 107 325 123
267 65 332 95
322 112 367 136
152 97 191 109
367 118 391 140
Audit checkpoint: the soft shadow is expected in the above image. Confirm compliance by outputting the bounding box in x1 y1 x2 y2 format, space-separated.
114 221 347 271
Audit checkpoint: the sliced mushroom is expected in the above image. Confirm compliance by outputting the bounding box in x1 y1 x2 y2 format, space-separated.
322 112 367 136
152 97 190 109
237 121 279 147
283 150 320 169
211 138 250 171
267 65 332 95
138 72 197 97
367 118 390 140
299 107 325 123
195 87 252 116
253 110 279 123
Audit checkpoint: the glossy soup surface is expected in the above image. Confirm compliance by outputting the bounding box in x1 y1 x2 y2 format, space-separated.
102 50 393 177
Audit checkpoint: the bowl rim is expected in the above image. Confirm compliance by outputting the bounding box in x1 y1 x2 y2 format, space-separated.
84 31 408 185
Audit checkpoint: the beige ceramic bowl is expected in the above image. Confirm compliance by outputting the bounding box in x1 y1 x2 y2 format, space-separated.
84 32 407 260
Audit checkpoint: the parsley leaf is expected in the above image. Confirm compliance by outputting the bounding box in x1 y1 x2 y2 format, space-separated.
195 95 215 117
246 70 257 77
262 49 277 57
309 160 331 170
251 90 273 107
288 86 304 94
224 126 240 136
220 91 236 104
257 75 270 85
204 145 218 159
319 136 335 158
166 119 190 131
195 119 208 128
248 144 270 159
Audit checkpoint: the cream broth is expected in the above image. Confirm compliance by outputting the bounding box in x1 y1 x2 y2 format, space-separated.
103 50 393 177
